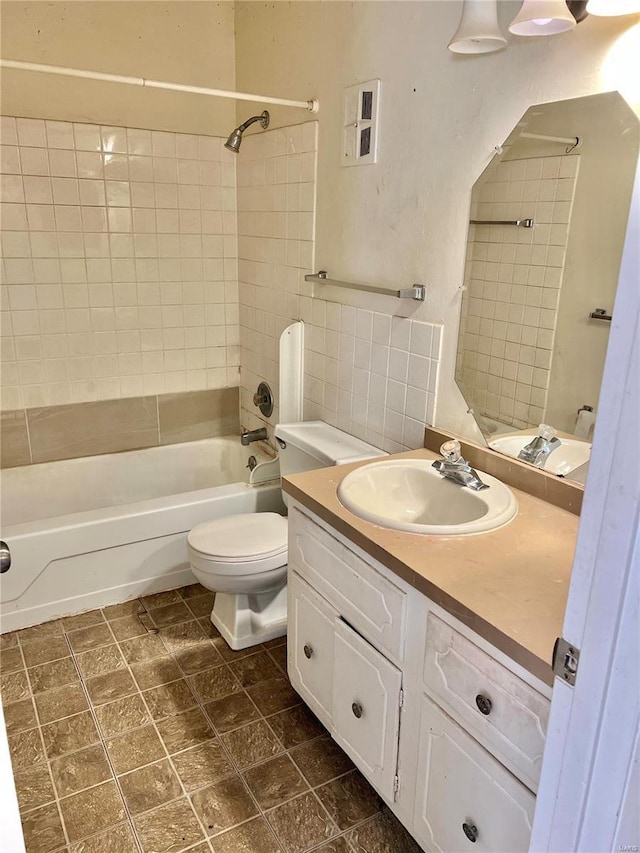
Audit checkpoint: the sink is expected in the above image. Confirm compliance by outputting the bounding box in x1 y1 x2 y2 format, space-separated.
337 458 517 535
489 435 591 476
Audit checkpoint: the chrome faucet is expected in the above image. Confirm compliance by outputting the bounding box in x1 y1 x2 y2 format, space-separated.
241 427 267 446
432 440 488 492
517 425 561 468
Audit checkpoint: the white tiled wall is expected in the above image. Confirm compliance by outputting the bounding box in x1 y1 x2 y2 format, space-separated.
0 116 239 409
456 154 579 430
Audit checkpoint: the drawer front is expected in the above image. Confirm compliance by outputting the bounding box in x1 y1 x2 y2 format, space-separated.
414 697 535 853
289 505 407 660
332 618 402 803
423 611 549 791
288 572 336 725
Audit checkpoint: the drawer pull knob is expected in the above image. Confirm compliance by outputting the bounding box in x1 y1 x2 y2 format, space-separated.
303 644 313 659
475 694 492 715
352 702 363 719
462 822 478 843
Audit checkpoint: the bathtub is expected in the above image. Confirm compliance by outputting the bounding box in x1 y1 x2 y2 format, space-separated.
0 437 284 632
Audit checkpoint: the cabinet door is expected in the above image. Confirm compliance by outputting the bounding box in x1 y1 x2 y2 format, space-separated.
332 618 402 803
413 696 535 853
288 572 336 724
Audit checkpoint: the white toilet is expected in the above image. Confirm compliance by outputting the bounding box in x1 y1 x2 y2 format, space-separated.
187 421 383 650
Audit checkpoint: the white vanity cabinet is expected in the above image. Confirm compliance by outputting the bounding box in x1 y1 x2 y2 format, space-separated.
286 500 552 852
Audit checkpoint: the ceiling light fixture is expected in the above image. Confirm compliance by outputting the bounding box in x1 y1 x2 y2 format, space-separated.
448 0 508 54
509 0 577 35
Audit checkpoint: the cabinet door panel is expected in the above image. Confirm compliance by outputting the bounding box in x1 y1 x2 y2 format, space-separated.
288 572 336 724
413 696 535 853
332 618 402 802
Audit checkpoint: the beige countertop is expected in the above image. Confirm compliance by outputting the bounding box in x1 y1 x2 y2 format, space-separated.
283 448 579 686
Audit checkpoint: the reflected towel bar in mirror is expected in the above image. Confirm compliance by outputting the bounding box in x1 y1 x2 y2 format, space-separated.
305 270 426 301
470 218 534 228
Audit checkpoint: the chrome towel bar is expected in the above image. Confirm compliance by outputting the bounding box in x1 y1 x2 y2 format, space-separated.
470 218 534 228
305 270 426 302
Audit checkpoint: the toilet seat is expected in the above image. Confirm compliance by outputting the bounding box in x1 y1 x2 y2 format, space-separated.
187 512 288 575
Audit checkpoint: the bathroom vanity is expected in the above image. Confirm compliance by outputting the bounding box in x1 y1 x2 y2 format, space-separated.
283 445 578 852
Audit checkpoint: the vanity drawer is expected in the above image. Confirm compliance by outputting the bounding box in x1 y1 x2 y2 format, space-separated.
413 696 535 853
422 611 549 791
289 506 407 661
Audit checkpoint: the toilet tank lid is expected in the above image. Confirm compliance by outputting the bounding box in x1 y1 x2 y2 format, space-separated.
275 421 385 466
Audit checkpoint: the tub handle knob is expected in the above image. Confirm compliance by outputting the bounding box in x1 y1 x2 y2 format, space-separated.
0 541 10 574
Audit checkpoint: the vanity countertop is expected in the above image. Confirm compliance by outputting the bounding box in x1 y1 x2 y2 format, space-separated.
283 447 579 686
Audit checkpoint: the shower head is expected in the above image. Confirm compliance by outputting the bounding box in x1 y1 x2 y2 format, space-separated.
225 110 270 153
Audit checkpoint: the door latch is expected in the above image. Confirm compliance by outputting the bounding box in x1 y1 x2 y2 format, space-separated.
552 637 580 686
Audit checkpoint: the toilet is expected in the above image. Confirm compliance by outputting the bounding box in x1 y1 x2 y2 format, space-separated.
187 421 383 650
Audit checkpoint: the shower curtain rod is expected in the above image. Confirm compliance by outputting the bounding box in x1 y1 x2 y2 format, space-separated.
519 132 580 146
0 59 319 113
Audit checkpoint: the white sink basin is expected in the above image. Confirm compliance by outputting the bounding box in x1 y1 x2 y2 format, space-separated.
489 435 591 476
337 458 517 535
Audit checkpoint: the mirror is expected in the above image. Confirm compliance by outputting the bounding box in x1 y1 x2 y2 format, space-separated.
455 92 639 482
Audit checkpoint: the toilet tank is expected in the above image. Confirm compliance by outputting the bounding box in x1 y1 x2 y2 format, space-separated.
275 421 385 484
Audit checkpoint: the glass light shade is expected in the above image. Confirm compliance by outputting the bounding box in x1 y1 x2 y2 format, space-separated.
509 0 577 35
448 0 508 54
586 0 640 14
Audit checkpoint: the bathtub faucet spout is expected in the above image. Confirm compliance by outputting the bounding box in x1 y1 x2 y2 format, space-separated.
241 428 267 446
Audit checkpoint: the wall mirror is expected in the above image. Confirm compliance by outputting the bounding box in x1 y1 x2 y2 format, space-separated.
455 92 639 482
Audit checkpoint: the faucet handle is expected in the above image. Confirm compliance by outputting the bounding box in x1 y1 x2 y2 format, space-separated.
538 424 557 441
440 439 462 463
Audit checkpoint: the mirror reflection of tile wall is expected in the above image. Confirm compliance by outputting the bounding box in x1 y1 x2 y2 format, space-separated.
457 155 579 430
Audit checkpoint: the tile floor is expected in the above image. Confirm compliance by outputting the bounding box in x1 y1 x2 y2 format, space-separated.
1 585 422 853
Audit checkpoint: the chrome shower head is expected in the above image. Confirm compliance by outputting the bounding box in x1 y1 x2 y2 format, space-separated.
224 110 270 153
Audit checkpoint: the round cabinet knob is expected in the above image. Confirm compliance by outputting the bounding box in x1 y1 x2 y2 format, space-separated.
352 702 363 719
462 822 478 843
303 644 313 659
475 694 492 716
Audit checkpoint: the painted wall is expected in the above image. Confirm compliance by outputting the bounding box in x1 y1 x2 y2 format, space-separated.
0 2 236 136
234 1 640 441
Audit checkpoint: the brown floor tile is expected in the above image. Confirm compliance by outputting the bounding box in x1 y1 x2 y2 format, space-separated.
315 770 383 832
3 696 37 734
191 776 258 836
211 816 282 853
1 670 31 703
28 657 78 693
130 656 183 689
156 708 216 754
75 643 125 678
0 631 18 648
204 691 260 734
134 796 205 853
95 693 151 737
68 821 139 852
106 723 166 774
34 683 89 724
267 705 325 749
17 620 65 645
62 611 106 632
266 791 337 853
142 589 182 609
42 711 100 759
185 593 215 619
211 636 264 664
21 635 70 667
143 678 196 720
262 637 287 650
229 651 281 688
0 646 24 673
51 743 113 797
267 644 288 674
13 764 56 813
289 736 354 787
313 838 354 853
8 728 46 770
198 618 221 641
67 622 114 653
118 758 183 815
150 600 193 628
244 754 308 810
60 779 127 843
160 620 208 654
174 642 223 675
101 600 143 620
178 583 209 599
20 801 66 853
190 665 239 703
120 633 167 664
85 668 137 705
246 677 300 716
346 808 423 853
221 719 283 770
109 614 149 641
172 740 234 792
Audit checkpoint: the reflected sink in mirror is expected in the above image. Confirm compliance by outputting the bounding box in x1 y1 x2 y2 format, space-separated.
489 434 590 477
337 458 517 535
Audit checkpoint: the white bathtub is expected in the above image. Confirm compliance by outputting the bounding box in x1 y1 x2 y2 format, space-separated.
0 437 284 632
